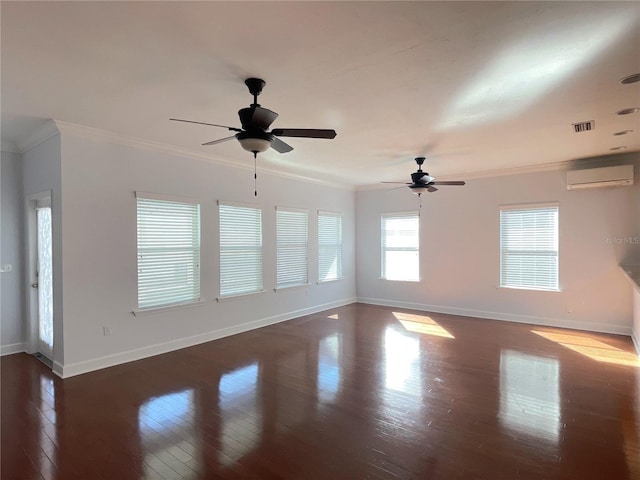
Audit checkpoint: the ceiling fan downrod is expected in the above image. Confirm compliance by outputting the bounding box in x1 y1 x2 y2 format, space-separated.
245 78 265 107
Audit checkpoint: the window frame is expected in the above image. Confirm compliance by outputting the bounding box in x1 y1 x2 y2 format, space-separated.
276 206 309 290
134 192 201 313
499 203 560 292
317 210 343 283
218 201 264 300
380 211 420 282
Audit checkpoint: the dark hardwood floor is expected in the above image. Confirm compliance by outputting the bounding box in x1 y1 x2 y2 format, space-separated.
2 303 639 479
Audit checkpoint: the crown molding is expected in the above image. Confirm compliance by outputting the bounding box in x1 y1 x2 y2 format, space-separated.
52 120 353 191
15 119 60 153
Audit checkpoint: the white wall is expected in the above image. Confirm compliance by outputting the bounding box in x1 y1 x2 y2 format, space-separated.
356 166 638 335
57 130 356 376
1 151 25 354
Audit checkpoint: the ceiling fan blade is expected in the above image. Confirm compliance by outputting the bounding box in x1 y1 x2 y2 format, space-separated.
170 118 242 132
427 186 439 193
381 181 412 184
432 181 466 186
239 106 279 130
271 136 293 153
271 128 337 139
202 135 236 146
251 106 279 130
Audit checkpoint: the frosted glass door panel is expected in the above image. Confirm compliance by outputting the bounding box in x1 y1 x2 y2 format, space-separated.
37 207 53 360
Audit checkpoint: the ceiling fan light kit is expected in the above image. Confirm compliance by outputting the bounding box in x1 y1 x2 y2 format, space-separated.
236 131 272 153
409 185 429 195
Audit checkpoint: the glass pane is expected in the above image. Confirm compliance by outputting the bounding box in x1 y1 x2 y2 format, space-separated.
37 207 53 358
384 251 419 281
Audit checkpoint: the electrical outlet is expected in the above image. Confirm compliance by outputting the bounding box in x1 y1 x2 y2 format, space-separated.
566 303 573 313
102 326 112 336
0 264 12 273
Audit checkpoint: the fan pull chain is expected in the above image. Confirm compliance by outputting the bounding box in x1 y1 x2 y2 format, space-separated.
253 152 258 196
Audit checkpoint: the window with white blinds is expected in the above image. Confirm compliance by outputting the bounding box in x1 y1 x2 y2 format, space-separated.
381 212 419 281
136 193 201 309
500 204 559 291
219 202 263 298
318 211 343 282
276 207 309 289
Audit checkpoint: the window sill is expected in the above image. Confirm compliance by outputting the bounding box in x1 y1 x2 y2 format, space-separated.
132 299 206 316
274 283 311 292
317 277 344 285
379 277 421 283
498 285 561 293
217 290 266 302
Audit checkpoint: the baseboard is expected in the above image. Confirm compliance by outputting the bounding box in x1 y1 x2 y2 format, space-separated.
356 297 633 336
632 330 640 356
52 360 65 378
1 342 26 356
58 297 356 378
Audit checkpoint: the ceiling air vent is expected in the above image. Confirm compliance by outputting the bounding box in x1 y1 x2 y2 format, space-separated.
572 120 594 133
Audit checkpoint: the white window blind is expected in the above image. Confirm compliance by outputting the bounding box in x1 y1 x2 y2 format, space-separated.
136 193 201 309
318 211 343 282
500 205 559 291
276 207 309 288
381 213 419 281
219 202 263 298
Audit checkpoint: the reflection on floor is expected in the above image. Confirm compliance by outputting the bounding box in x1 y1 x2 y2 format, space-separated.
1 303 639 479
139 390 197 479
499 350 560 443
219 363 261 467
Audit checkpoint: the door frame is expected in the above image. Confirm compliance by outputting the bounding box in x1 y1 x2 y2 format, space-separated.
25 191 53 358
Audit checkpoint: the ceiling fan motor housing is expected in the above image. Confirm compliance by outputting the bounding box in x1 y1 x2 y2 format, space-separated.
411 171 431 183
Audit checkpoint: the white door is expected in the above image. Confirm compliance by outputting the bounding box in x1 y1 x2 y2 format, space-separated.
35 205 53 360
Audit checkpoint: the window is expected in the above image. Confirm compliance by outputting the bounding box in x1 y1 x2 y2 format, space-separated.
381 212 419 281
136 193 200 309
219 202 263 298
276 207 308 288
500 204 559 291
318 211 343 282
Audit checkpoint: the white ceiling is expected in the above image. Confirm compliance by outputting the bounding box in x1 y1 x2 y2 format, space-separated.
2 1 639 187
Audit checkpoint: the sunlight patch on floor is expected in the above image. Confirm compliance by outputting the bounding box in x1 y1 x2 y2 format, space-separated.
532 330 640 367
393 312 455 339
326 314 339 320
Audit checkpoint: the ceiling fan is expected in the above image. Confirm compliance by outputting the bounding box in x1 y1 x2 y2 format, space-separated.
383 157 466 196
170 78 337 157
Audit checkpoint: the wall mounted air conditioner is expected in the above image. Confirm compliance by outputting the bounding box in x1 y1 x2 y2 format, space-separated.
566 164 634 190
